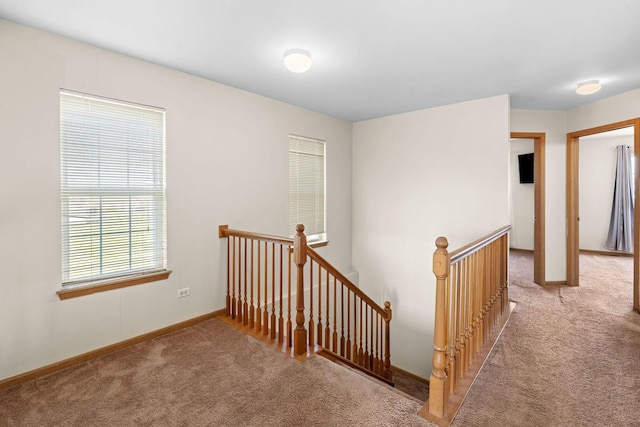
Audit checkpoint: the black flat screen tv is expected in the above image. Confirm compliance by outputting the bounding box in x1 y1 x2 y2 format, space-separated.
518 153 534 184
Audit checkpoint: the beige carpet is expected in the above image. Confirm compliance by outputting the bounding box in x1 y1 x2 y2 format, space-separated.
452 251 640 426
0 318 433 427
4 252 639 426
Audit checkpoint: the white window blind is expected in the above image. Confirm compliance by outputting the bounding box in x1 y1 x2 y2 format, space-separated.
60 90 166 286
288 135 326 241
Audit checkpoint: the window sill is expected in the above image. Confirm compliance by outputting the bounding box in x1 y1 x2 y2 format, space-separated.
57 270 172 300
309 240 329 249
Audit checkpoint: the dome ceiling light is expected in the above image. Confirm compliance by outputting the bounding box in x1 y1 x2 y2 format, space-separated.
576 80 602 95
283 49 312 73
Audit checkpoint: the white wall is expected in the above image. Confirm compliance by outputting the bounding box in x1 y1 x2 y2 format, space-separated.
509 139 535 250
580 134 634 251
352 95 510 377
0 20 354 381
510 110 567 281
567 89 640 133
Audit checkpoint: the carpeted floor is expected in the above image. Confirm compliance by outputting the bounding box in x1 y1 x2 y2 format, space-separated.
452 251 640 426
392 371 429 402
3 252 639 426
0 317 433 427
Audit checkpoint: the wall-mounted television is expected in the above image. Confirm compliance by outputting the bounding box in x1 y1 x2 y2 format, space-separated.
518 153 534 184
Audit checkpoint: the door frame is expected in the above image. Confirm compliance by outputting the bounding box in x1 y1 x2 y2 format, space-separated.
566 118 640 312
511 132 546 285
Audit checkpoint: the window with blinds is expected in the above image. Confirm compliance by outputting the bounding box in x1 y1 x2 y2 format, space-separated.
60 90 167 286
288 135 326 241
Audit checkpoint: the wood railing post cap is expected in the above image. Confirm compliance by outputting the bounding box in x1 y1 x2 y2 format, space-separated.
296 224 305 233
436 237 449 249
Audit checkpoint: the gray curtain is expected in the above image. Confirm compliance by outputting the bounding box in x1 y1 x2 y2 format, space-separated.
606 145 634 252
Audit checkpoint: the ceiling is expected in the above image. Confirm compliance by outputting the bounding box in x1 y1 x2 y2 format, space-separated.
1 0 639 122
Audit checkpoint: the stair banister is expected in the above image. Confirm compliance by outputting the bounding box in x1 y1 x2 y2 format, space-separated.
219 223 393 381
421 225 513 425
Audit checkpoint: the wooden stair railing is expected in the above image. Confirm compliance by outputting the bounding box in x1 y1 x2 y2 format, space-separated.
306 245 392 383
218 224 393 384
420 225 514 426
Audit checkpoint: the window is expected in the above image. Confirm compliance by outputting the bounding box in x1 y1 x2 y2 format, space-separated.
288 135 326 242
60 90 167 288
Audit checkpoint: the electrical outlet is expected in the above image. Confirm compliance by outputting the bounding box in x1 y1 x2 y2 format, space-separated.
177 288 190 298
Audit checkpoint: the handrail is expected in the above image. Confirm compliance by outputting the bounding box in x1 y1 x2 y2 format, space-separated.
450 225 511 262
422 225 513 424
219 225 294 246
307 247 387 317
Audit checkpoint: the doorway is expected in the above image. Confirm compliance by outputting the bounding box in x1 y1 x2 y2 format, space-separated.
511 132 545 285
566 118 640 312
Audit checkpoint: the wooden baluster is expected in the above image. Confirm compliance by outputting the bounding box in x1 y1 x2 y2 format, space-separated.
358 299 363 366
490 243 497 331
332 277 338 353
287 247 292 347
443 256 451 393
375 311 380 374
464 256 471 372
491 240 502 324
293 224 308 356
474 250 480 355
278 245 284 344
379 311 384 376
317 264 323 347
249 240 255 329
468 255 475 369
496 241 501 325
237 237 243 323
499 238 505 321
484 245 491 334
502 235 509 314
243 238 248 326
346 290 351 360
497 240 502 325
467 255 473 366
429 237 450 418
448 262 457 394
271 242 276 340
459 257 467 376
497 241 502 321
256 241 262 333
455 260 462 378
226 235 231 316
469 252 477 358
489 239 495 328
384 301 392 381
325 269 331 348
340 283 345 357
231 236 237 320
263 241 269 337
369 306 374 370
484 246 489 347
495 238 500 317
308 260 315 347
353 295 358 364
484 246 490 342
363 303 369 369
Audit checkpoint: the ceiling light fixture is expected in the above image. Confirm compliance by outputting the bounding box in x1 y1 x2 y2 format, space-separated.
576 80 602 95
283 49 312 73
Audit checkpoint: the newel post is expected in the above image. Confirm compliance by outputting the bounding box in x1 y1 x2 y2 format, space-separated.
429 237 450 418
293 224 308 355
383 301 392 381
